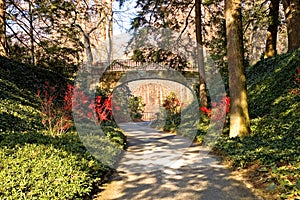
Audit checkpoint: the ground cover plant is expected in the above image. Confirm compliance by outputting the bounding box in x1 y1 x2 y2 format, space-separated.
0 57 126 199
213 49 300 199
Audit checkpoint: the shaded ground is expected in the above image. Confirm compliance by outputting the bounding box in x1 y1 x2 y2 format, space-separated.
94 122 262 200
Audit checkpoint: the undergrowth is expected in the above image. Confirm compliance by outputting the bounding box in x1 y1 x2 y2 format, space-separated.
0 57 126 199
213 49 300 199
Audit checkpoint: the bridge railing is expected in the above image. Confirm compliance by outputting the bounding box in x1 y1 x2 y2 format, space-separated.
91 59 197 72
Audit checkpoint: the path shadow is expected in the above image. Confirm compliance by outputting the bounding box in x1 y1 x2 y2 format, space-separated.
97 122 262 200
108 164 260 200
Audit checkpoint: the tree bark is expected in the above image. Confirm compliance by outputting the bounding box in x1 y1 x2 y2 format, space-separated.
225 0 251 137
29 1 35 65
83 33 94 65
264 0 279 58
106 0 113 62
195 0 207 107
0 0 6 57
283 0 300 52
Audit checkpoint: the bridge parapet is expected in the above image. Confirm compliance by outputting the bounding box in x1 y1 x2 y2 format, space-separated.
91 59 197 72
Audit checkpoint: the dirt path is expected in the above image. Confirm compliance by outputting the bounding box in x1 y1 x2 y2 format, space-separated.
94 122 262 200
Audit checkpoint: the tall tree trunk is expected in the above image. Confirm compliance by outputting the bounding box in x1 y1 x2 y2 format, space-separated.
225 0 251 137
265 0 280 58
106 0 113 62
195 0 207 107
84 33 93 65
29 1 35 65
283 0 300 52
0 0 6 57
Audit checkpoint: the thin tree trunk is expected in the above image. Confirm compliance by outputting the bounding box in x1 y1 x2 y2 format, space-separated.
29 1 35 65
225 0 251 137
0 0 6 57
282 0 300 52
106 0 113 63
195 0 207 107
265 0 279 58
84 33 93 65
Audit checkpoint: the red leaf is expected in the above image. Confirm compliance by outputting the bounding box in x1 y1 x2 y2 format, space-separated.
87 112 93 119
200 106 211 114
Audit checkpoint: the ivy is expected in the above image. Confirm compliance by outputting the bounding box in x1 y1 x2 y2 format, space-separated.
213 49 300 199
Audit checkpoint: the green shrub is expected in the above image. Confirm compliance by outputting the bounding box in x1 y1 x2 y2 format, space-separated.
0 131 107 199
0 57 127 199
0 57 68 96
102 121 127 149
128 96 145 121
0 127 126 199
162 92 181 132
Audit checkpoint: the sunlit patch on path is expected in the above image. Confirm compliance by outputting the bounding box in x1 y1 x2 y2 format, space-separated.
94 122 262 200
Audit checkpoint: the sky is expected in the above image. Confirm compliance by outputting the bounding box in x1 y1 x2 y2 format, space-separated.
112 0 139 35
109 0 140 60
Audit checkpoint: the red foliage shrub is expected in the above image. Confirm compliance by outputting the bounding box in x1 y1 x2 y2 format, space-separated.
199 96 230 120
37 82 73 135
37 82 112 135
65 84 112 123
162 92 181 115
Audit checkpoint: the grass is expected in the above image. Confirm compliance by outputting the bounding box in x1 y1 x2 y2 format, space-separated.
0 57 127 199
213 49 300 199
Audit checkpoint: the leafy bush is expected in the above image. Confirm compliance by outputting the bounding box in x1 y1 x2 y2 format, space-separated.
0 57 127 199
9 43 80 78
128 96 145 121
101 121 127 149
213 49 300 199
37 82 114 136
162 92 181 132
0 131 107 199
195 112 210 144
37 82 73 135
246 51 300 118
0 57 68 95
199 96 230 120
0 76 41 132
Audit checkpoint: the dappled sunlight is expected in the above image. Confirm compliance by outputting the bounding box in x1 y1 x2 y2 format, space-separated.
117 122 194 172
95 122 260 200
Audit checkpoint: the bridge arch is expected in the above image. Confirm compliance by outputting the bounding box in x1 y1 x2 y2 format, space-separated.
111 68 199 123
72 27 227 171
113 69 195 92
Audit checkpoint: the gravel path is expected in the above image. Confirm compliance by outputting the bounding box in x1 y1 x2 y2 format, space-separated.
94 122 262 200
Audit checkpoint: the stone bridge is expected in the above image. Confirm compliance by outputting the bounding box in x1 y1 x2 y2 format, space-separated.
92 59 198 72
88 60 200 121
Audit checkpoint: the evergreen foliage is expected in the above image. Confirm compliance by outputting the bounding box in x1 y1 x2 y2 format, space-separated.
128 96 145 121
0 57 126 199
214 49 300 199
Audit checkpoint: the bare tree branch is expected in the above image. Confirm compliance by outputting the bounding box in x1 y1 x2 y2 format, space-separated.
5 21 30 49
178 3 195 40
